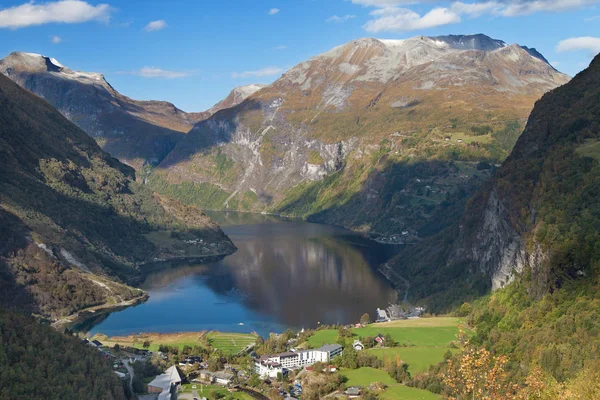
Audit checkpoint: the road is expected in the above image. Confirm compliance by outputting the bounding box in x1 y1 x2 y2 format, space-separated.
122 358 134 394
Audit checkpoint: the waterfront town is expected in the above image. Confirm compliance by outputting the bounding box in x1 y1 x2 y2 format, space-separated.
79 305 451 400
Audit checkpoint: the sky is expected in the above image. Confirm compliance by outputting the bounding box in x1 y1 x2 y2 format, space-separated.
0 0 598 112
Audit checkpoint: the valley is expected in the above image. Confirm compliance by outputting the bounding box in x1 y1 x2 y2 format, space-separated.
0 8 599 398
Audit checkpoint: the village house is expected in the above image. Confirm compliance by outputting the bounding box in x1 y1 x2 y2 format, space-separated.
353 340 365 351
195 370 215 384
345 386 362 398
147 365 181 400
374 334 385 345
213 371 235 386
88 340 103 348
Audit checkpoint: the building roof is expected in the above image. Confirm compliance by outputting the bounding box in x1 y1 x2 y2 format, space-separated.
148 366 182 391
91 340 103 346
279 351 298 358
316 344 342 353
213 371 234 380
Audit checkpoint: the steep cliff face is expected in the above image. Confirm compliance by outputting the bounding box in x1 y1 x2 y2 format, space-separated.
0 73 235 322
0 52 207 169
390 53 600 308
152 34 569 237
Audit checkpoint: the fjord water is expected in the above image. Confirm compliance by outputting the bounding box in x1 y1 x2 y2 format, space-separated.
88 213 399 338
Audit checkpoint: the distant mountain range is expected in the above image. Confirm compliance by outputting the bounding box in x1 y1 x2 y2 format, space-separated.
152 34 569 237
0 34 570 240
0 53 263 171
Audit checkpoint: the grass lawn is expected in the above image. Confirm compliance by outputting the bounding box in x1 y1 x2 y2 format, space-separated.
93 332 207 352
342 367 397 386
341 368 441 399
307 317 463 349
367 347 455 375
208 332 257 355
92 331 257 354
180 384 252 400
306 329 340 348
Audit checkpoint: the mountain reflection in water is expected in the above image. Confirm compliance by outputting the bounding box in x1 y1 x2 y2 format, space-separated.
87 213 399 338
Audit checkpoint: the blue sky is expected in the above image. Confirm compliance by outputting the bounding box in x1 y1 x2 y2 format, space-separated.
0 0 598 112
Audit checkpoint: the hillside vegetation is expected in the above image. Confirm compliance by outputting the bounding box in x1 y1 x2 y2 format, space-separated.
399 54 600 397
0 73 235 322
0 307 127 400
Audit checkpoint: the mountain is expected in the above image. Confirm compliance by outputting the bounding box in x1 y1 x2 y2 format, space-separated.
387 53 600 309
208 84 266 115
404 53 600 391
151 34 570 238
0 72 235 324
0 52 208 170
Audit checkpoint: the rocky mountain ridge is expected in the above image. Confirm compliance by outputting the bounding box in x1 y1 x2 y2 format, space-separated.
388 53 600 308
0 52 207 169
151 34 570 237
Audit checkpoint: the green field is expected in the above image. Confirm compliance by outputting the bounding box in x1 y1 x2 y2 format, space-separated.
208 332 257 355
307 318 461 348
341 368 441 400
342 367 398 386
180 384 253 400
93 331 256 355
367 347 455 375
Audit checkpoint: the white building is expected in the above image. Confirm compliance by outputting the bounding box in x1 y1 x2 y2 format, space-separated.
254 344 343 378
147 365 182 400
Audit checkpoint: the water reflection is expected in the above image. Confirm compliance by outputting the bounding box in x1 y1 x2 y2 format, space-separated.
88 215 398 337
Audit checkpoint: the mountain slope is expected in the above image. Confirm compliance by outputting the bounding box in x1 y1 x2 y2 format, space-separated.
0 307 127 399
0 72 235 323
388 53 600 311
208 84 266 115
401 54 600 392
152 34 569 238
0 52 208 169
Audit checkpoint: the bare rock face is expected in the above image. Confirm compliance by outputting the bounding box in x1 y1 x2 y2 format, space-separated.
0 52 207 170
152 34 569 236
389 54 600 306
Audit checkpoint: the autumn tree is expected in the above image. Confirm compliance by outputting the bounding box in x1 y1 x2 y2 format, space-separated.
443 347 511 400
360 313 371 325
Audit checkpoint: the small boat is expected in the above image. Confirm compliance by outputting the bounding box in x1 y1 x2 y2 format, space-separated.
238 322 245 326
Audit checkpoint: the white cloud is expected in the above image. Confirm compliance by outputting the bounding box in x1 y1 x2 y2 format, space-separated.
363 7 460 32
451 1 501 16
0 0 111 29
232 67 284 79
354 0 600 32
327 14 357 22
269 8 280 15
556 36 600 55
352 0 417 6
51 35 62 44
144 20 167 32
120 67 193 79
273 45 287 50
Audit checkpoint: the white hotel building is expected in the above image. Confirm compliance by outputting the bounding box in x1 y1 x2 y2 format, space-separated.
254 344 343 379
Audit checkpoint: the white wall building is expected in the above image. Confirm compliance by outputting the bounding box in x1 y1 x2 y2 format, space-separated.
254 344 343 378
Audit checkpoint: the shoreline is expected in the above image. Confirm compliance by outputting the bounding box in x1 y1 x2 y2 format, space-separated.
52 292 149 331
57 250 235 332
